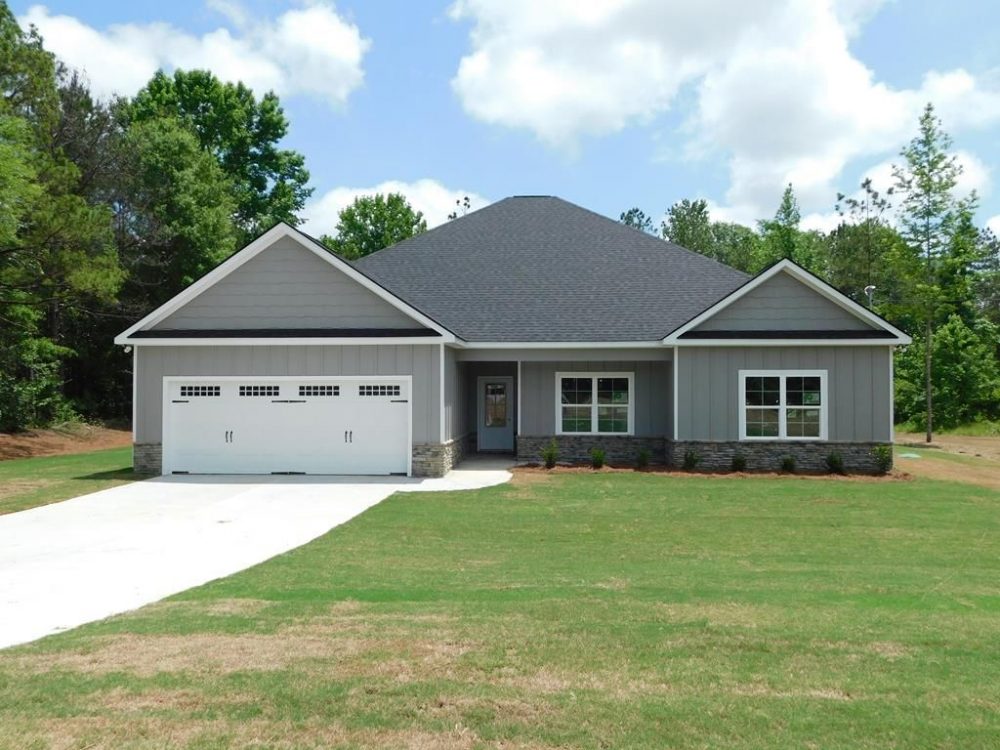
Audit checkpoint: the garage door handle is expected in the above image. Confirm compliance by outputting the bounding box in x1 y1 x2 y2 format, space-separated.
391 399 407 403
344 430 348 443
349 430 353 443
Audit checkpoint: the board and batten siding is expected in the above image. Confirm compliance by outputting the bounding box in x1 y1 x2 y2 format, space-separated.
153 236 422 331
135 344 441 444
693 272 875 332
676 346 892 442
519 360 672 437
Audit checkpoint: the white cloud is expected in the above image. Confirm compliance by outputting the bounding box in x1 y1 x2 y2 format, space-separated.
449 0 1000 222
19 2 370 105
987 215 1000 236
301 179 490 237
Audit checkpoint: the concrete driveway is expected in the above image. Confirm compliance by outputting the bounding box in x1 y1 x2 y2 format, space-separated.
0 464 510 649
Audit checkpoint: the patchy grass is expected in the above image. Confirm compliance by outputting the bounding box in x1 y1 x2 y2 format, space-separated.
895 444 1000 490
1 471 998 748
0 447 135 515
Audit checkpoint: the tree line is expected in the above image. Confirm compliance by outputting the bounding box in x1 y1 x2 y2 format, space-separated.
0 5 314 430
621 105 1000 438
2 2 996 439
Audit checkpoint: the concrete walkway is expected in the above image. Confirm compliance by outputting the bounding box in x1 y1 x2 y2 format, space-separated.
0 462 510 649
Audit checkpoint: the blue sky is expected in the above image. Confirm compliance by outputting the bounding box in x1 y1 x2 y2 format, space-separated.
13 1 1000 237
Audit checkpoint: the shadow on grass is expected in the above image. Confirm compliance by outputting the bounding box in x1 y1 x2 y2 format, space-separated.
73 468 136 481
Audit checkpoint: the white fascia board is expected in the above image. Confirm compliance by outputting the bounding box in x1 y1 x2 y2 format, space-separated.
116 337 448 347
454 341 664 349
114 224 457 345
673 338 903 347
662 259 912 345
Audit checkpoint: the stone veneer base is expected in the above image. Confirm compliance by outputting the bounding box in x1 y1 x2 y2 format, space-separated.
411 434 471 477
670 440 892 474
133 443 163 475
516 435 668 466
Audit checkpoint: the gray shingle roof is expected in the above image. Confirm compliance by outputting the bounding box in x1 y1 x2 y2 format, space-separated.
353 196 749 342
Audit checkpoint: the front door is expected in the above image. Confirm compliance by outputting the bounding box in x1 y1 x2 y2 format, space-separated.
477 376 514 451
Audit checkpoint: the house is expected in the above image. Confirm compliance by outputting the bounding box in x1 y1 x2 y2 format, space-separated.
115 196 910 477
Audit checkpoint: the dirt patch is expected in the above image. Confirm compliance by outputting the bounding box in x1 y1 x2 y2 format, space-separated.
895 453 1000 491
0 423 131 461
897 432 1000 462
13 632 368 676
731 683 854 701
16 717 489 750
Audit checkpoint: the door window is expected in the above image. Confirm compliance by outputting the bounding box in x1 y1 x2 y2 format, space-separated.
485 383 507 427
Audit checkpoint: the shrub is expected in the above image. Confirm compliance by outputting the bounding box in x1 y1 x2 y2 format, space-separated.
871 444 893 474
682 449 700 471
780 455 796 473
731 453 747 472
825 451 845 474
541 439 559 469
589 447 606 469
635 447 651 470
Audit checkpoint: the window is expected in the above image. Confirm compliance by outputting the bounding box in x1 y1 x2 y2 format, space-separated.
239 385 279 397
179 385 220 397
299 385 338 397
484 383 508 427
556 372 633 435
739 370 827 440
359 384 400 397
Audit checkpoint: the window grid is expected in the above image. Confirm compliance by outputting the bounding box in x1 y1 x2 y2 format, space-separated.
179 385 220 397
557 373 632 435
359 384 401 397
299 385 339 397
239 385 280 397
740 371 825 441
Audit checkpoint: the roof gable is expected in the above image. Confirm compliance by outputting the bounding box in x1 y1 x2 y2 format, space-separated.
663 260 911 344
115 224 456 344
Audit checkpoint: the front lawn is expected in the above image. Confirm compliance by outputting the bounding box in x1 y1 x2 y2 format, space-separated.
1 471 997 748
0 447 136 515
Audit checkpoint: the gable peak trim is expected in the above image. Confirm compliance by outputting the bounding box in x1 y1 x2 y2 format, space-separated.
114 223 457 344
662 258 911 345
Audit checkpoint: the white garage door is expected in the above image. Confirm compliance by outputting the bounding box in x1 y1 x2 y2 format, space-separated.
162 377 410 475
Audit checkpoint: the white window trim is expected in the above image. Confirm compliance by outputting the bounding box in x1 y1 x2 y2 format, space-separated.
738 369 828 441
555 371 635 436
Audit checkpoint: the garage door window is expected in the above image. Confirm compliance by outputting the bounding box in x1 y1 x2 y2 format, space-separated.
179 385 220 397
239 385 280 397
359 384 401 396
299 385 339 397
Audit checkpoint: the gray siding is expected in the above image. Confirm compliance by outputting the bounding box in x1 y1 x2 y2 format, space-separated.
154 236 421 331
676 346 892 442
135 344 440 444
694 272 874 332
520 360 671 437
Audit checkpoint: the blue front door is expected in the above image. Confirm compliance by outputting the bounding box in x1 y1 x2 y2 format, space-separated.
478 376 514 451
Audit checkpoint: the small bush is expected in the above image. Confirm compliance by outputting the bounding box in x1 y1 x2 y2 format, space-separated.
589 447 606 469
825 451 845 474
780 455 796 473
682 449 700 471
871 444 893 474
541 439 559 469
731 453 747 472
635 447 651 470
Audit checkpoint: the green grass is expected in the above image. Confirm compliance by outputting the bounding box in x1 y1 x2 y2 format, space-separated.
0 447 136 515
1 471 998 749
